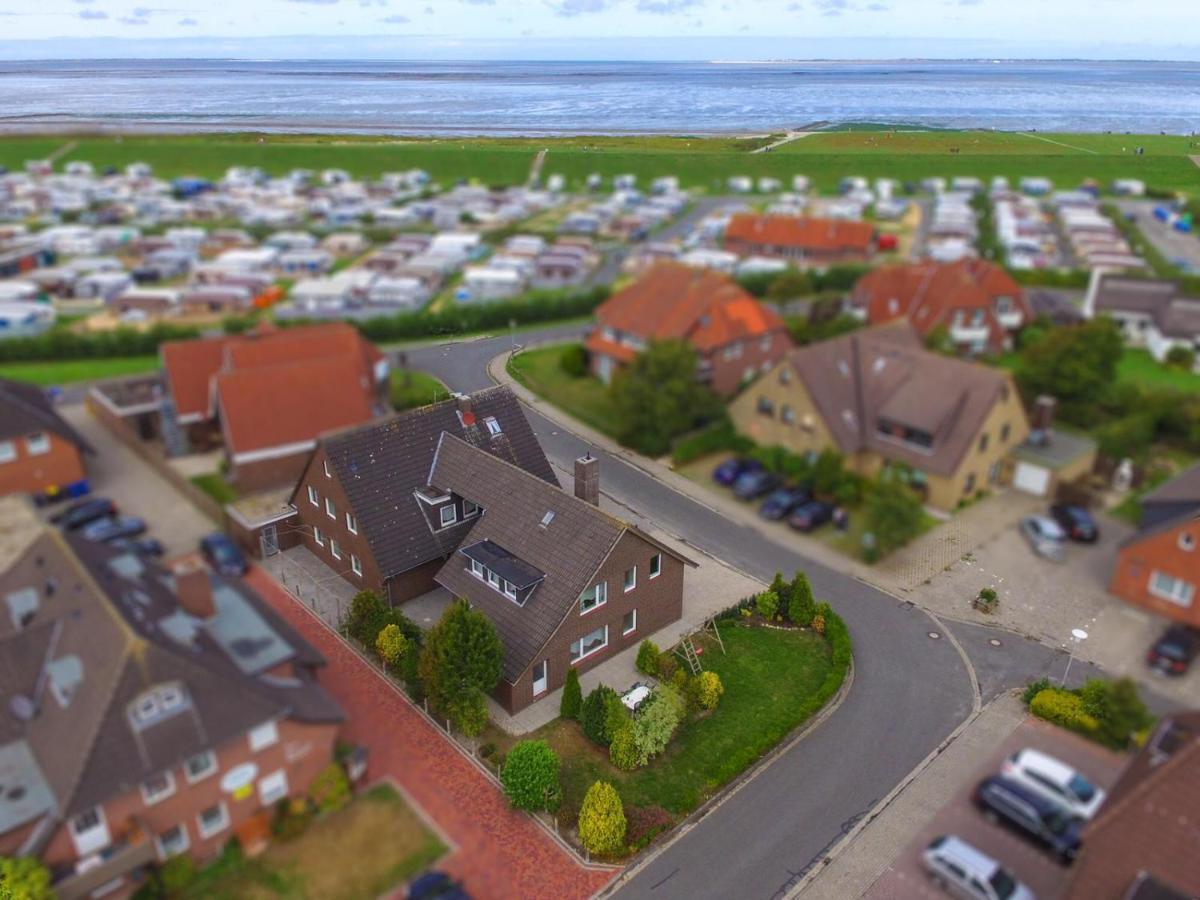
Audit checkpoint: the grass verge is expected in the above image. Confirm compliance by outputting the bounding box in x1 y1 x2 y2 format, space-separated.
390 369 451 411
507 343 622 438
0 355 159 386
191 472 240 505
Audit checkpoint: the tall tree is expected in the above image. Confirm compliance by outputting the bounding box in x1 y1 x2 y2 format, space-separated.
610 340 722 457
863 480 925 559
1016 319 1123 421
418 598 503 732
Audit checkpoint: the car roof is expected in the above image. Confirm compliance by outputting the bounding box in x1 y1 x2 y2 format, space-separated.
931 835 1001 876
984 775 1062 812
1013 748 1076 784
1029 515 1065 535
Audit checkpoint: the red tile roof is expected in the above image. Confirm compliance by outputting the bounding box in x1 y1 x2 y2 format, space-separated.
725 214 875 252
586 263 788 354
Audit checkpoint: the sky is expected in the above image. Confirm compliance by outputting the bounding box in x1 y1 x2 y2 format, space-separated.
0 0 1197 60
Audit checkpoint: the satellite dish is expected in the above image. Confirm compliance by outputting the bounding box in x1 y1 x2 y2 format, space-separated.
9 695 36 722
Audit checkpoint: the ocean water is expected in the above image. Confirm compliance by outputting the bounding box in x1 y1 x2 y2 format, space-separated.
0 58 1197 135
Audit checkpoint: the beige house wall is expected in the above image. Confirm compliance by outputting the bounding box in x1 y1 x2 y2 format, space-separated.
728 359 839 455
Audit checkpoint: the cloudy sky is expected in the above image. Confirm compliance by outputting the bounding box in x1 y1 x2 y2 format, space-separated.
0 0 1196 59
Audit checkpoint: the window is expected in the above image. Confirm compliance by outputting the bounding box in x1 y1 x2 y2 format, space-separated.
307 485 318 506
964 473 977 494
760 335 772 353
484 417 502 436
258 769 289 806
503 580 517 601
779 367 791 385
532 660 548 695
623 566 637 593
439 505 457 528
978 433 990 453
1180 532 1196 552
156 824 189 859
0 441 15 464
487 569 501 590
724 341 743 360
623 609 637 635
325 497 336 519
1149 571 1196 608
570 625 608 663
649 553 662 579
323 459 331 478
248 720 279 752
69 807 109 856
330 538 341 561
313 526 324 547
757 396 775 417
130 684 186 729
469 558 485 578
345 512 357 534
25 432 50 456
351 554 363 577
579 581 607 614
141 771 176 806
197 803 229 840
1000 424 1011 443
463 500 480 518
781 405 796 425
184 751 217 784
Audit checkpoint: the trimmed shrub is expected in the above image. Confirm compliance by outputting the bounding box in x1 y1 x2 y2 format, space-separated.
501 740 561 811
631 685 686 765
344 589 393 647
636 640 661 677
418 598 502 735
671 421 754 467
560 343 588 377
1022 677 1053 706
625 805 674 850
657 651 678 681
309 762 351 813
375 623 409 670
609 723 640 771
811 601 832 636
578 782 627 857
690 671 724 711
581 685 620 746
159 855 198 894
755 588 780 620
768 572 792 617
0 856 53 900
271 797 314 841
1078 677 1153 750
788 571 816 626
560 667 583 720
1030 688 1100 737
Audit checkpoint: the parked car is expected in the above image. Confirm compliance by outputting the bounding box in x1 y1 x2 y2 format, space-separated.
733 469 780 501
200 532 248 576
51 496 117 530
1001 748 1106 820
109 537 166 558
975 775 1083 862
1146 623 1200 677
759 487 810 521
407 871 471 900
713 457 760 487
81 516 148 543
921 834 1034 900
788 500 835 533
1049 505 1099 543
1019 516 1066 562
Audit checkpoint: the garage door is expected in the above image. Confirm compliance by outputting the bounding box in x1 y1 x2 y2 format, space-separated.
1013 462 1051 496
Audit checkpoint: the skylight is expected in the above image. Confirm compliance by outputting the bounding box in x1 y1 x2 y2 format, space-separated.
540 511 555 528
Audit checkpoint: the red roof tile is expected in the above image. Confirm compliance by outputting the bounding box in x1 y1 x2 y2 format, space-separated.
725 214 875 252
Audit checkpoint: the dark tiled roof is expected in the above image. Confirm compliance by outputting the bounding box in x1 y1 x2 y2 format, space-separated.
1091 274 1200 339
319 386 558 579
0 378 93 452
460 540 545 591
1120 464 1200 548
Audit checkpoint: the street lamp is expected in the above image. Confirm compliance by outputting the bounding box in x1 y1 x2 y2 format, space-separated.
1061 628 1089 687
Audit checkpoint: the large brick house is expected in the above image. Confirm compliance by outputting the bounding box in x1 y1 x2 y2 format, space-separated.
848 259 1030 355
430 436 694 713
1110 464 1199 625
289 387 557 605
729 323 1030 511
723 214 876 266
0 378 92 501
160 323 389 492
585 263 793 396
0 497 342 899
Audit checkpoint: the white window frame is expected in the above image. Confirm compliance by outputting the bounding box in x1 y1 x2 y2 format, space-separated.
649 553 662 579
323 459 331 478
140 770 176 806
439 505 457 528
1180 532 1196 552
463 500 480 518
69 806 110 857
330 538 341 561
1149 570 1196 608
579 580 607 614
503 580 518 601
623 566 637 593
570 625 609 664
351 554 363 577
623 609 637 636
469 558 484 579
532 659 549 696
0 440 15 464
25 432 50 456
484 417 502 436
196 803 230 840
313 526 324 547
325 497 336 520
155 823 190 860
345 512 357 534
248 719 279 752
184 750 217 784
486 569 501 590
258 769 289 806
307 485 318 506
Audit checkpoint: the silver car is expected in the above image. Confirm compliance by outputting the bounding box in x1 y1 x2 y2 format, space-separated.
922 835 1036 900
1019 515 1066 562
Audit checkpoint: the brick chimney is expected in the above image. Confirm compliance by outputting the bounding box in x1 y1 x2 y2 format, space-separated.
1032 395 1057 432
455 392 476 427
174 559 216 619
574 453 600 506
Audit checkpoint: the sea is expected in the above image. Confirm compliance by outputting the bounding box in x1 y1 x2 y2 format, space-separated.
0 58 1198 135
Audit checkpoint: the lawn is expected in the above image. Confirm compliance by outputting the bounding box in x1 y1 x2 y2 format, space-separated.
390 369 451 412
191 472 240 505
1116 349 1200 392
183 783 446 900
489 624 838 821
0 355 159 386
507 343 622 438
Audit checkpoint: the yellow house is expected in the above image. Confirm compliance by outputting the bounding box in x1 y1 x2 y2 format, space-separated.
729 322 1031 511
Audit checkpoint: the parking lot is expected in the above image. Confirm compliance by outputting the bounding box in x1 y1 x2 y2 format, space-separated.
864 717 1126 900
1115 199 1200 273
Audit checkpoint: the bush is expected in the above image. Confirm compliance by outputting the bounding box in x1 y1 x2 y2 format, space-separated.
610 340 723 457
689 671 724 711
863 480 926 559
578 782 627 857
159 854 198 894
560 667 583 720
1078 677 1152 750
811 602 832 636
375 623 409 670
0 856 53 900
501 740 562 811
609 723 640 771
1029 688 1100 737
418 598 502 735
309 762 351 813
343 589 393 647
788 571 816 626
636 640 661 677
581 685 620 746
767 572 792 616
657 651 678 681
1165 345 1197 371
1022 677 1053 706
755 588 780 620
625 805 674 850
631 685 686 765
271 797 314 841
560 343 588 377
671 421 753 466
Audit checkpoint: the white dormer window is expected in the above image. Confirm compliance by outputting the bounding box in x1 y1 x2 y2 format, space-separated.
464 501 480 518
307 485 319 506
484 417 502 436
503 581 518 600
439 505 457 528
469 558 484 578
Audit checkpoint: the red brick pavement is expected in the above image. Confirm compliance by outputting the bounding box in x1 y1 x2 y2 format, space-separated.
246 566 618 900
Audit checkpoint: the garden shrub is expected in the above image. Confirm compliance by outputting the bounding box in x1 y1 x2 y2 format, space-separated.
581 685 620 746
631 685 686 765
636 640 661 677
670 421 753 466
1022 677 1053 706
501 740 562 811
1078 677 1152 749
418 599 502 736
788 571 816 626
1029 688 1100 737
605 690 630 739
811 601 832 636
343 589 393 647
609 723 640 771
0 856 53 900
578 782 627 856
657 651 678 681
271 797 313 841
625 805 674 851
1165 345 1196 371
690 671 724 711
768 572 792 616
159 854 198 894
755 588 780 620
560 343 588 377
560 667 583 720
375 623 409 670
309 762 351 813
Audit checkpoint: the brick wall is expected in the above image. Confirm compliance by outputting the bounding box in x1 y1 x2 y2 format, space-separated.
1111 519 1200 627
0 431 86 499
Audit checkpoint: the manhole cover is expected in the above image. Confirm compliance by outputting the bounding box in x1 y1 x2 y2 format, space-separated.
927 631 941 640
989 638 1003 647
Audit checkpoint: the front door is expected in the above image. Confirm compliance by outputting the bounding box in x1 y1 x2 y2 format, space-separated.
532 660 548 696
260 524 278 557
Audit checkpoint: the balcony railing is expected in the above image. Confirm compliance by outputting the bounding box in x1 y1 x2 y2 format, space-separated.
53 826 157 900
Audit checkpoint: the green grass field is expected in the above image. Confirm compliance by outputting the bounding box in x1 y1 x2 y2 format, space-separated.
0 355 159 386
507 344 622 437
390 369 450 411
3 129 1196 195
996 347 1200 393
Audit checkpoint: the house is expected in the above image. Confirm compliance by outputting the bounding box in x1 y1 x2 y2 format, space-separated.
729 323 1031 511
431 439 694 713
723 214 876 266
0 497 342 899
1083 272 1200 370
0 378 92 501
1110 464 1199 626
848 260 1031 355
159 323 388 491
1063 711 1200 900
289 388 557 605
584 263 793 396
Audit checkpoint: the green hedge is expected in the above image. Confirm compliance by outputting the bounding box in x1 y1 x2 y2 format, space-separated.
671 421 753 466
0 322 201 364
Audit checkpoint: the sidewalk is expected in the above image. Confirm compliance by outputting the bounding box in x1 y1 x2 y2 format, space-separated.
245 565 618 900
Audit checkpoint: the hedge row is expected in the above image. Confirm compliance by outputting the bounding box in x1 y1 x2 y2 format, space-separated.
0 321 202 364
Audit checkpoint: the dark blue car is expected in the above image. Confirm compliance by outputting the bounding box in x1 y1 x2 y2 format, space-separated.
759 487 810 521
733 469 781 501
82 516 148 543
976 775 1083 862
200 533 248 577
788 500 835 533
713 457 760 487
